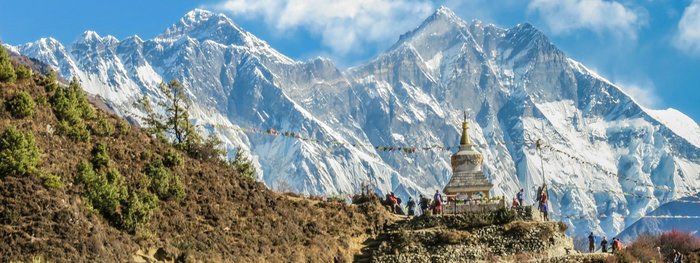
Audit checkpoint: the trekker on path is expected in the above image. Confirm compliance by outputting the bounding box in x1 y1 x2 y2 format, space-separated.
407 197 416 216
542 203 548 221
536 186 543 210
388 192 398 213
433 190 443 215
512 197 519 207
588 232 595 253
419 194 429 215
600 237 608 253
517 188 524 207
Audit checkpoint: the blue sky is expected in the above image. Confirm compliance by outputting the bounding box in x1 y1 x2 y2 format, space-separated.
1 0 699 122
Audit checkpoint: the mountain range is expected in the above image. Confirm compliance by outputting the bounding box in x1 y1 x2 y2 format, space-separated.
7 6 700 239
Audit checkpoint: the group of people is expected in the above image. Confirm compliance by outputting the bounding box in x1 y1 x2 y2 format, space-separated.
383 190 444 216
510 187 549 221
588 232 623 254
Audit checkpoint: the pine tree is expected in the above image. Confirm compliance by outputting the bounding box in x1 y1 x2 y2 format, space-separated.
0 126 40 176
229 148 256 180
0 46 16 83
136 95 166 140
157 80 201 152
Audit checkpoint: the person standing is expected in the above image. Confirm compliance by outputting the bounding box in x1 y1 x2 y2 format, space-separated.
419 194 428 215
600 237 608 253
407 197 416 216
433 190 443 215
542 203 549 221
517 188 524 207
588 232 595 253
512 197 519 207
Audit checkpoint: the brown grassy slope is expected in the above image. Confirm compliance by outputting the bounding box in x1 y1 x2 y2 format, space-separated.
0 58 388 262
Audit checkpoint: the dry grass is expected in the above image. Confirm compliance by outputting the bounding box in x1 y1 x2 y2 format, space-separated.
0 55 390 262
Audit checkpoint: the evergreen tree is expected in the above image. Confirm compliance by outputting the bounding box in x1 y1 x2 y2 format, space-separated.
5 91 35 119
15 64 32 80
0 46 16 83
136 95 166 140
0 126 40 176
42 70 59 93
157 80 201 152
229 148 256 180
50 77 93 141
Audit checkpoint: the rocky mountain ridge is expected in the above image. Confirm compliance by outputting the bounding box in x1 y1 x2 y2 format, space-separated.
8 6 700 239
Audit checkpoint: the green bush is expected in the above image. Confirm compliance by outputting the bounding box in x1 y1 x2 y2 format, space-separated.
78 160 126 221
0 126 40 176
162 149 184 168
79 145 162 233
5 91 35 119
116 120 130 136
58 120 90 142
121 189 159 233
91 114 115 137
91 143 110 170
50 77 94 142
0 47 16 83
145 159 184 201
41 71 59 93
41 173 63 189
15 64 32 80
229 148 256 180
36 95 48 107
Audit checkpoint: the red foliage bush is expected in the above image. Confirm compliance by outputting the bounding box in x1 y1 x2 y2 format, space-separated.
618 230 700 263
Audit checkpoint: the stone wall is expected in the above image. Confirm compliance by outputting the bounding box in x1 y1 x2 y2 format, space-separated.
362 210 607 263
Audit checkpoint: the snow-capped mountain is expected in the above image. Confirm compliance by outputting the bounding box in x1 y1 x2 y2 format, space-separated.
9 7 700 239
616 193 700 242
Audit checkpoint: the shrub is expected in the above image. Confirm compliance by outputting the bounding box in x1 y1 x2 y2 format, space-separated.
78 160 126 221
616 230 700 262
229 148 256 180
145 159 185 201
91 114 115 137
35 95 48 107
658 229 700 254
15 64 32 80
58 120 90 142
41 71 59 93
188 134 225 161
79 145 161 233
162 149 184 168
0 126 40 176
140 150 153 161
91 143 110 170
0 47 16 83
121 189 159 233
116 120 130 136
50 77 93 142
41 173 63 189
5 91 35 119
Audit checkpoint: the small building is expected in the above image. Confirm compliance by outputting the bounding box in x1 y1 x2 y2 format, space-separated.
443 113 495 207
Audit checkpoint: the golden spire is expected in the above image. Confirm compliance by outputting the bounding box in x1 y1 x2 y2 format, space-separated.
460 111 471 145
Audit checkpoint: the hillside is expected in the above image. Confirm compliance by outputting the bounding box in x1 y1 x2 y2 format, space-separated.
0 48 389 262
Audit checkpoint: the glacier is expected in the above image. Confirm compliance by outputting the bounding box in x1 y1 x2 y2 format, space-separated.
8 6 700 239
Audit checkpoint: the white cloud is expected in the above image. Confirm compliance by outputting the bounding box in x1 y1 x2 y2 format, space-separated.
528 0 646 38
674 0 700 55
212 0 434 55
618 81 661 108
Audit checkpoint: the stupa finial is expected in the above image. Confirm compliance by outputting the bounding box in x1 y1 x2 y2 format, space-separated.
460 110 470 145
